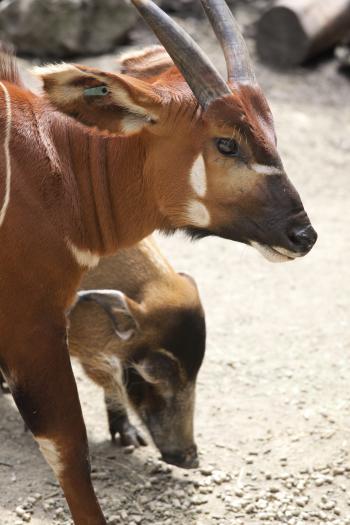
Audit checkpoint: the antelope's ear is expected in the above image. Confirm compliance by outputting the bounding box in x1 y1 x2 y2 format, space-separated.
34 63 164 135
118 45 173 79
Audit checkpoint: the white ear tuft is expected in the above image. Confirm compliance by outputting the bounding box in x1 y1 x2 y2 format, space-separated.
32 63 85 82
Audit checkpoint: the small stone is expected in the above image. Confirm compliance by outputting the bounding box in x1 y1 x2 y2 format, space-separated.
16 507 25 517
130 516 142 524
245 503 256 514
321 501 336 511
120 510 128 520
256 498 267 509
123 445 135 455
191 495 208 506
200 467 214 476
314 477 325 487
295 497 308 507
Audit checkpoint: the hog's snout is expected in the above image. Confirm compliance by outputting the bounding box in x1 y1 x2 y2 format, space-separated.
161 445 199 469
287 223 317 256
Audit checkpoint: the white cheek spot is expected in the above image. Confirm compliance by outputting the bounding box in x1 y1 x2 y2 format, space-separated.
120 114 154 135
186 200 211 228
36 437 63 478
0 81 12 228
66 239 100 268
251 163 282 176
121 116 144 134
189 154 207 198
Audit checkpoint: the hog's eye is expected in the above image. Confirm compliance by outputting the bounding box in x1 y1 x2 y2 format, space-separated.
216 138 239 157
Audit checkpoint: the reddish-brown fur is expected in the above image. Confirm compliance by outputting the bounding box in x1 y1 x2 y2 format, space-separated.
0 17 316 523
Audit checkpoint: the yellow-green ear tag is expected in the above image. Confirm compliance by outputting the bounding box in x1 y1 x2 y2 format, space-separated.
84 86 109 96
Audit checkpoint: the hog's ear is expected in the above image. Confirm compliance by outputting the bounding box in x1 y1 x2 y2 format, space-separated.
134 349 181 387
178 272 199 290
33 63 164 135
76 289 141 341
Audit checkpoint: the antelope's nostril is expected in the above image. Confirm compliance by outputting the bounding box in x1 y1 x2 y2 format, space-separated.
288 224 317 253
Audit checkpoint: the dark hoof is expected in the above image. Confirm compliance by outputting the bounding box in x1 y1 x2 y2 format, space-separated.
111 423 147 448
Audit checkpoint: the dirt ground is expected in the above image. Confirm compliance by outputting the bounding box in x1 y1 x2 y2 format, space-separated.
1 6 350 525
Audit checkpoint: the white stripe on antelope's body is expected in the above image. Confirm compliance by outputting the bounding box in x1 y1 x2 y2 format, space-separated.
0 81 12 228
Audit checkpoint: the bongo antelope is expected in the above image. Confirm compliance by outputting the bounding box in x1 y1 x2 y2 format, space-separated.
0 0 317 523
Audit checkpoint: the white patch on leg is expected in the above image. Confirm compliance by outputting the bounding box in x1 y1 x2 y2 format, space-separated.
120 114 154 135
66 239 100 268
185 200 210 228
251 164 282 176
36 437 63 478
0 81 12 228
189 155 207 198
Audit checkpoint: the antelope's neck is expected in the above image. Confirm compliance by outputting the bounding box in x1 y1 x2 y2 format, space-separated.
46 112 161 256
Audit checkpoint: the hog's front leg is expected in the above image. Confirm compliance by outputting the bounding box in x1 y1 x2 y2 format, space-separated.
104 393 147 447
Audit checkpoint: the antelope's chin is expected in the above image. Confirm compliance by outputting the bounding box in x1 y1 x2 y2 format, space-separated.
250 242 300 263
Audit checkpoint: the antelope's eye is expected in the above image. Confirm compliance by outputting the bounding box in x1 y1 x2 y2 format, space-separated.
216 138 240 157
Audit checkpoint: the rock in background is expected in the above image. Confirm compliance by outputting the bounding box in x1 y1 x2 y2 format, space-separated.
0 0 271 58
0 0 138 57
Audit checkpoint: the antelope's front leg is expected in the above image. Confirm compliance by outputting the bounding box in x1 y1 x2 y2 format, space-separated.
2 322 107 525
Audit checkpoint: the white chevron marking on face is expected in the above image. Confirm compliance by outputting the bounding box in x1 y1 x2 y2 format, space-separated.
251 163 282 176
186 200 210 228
190 154 207 198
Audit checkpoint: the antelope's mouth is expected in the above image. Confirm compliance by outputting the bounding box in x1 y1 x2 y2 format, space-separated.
250 242 302 263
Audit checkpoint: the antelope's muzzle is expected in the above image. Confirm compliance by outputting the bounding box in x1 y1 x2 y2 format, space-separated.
287 222 317 256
